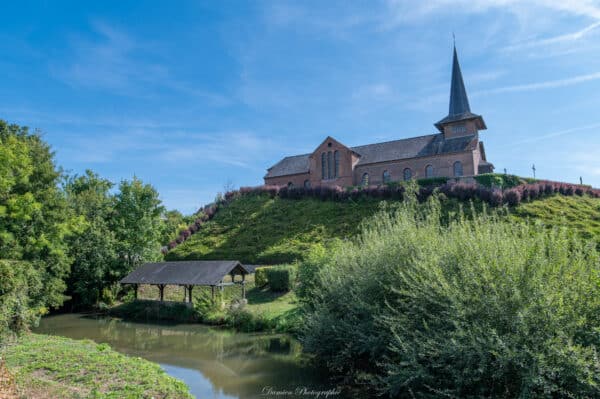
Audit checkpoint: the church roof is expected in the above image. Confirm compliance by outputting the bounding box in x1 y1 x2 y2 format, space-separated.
435 46 486 131
265 133 477 179
265 153 311 178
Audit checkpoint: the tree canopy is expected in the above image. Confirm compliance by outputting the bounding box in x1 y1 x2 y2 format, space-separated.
1 119 186 336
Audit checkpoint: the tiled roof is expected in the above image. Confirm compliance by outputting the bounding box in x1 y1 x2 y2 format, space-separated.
264 134 477 179
265 153 311 178
120 260 249 286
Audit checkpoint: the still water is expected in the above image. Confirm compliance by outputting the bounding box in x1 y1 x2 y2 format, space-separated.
35 314 341 399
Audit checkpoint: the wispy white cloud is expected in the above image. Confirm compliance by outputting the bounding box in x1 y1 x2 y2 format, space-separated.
385 0 600 21
501 122 600 148
479 70 600 94
503 21 600 51
159 131 277 170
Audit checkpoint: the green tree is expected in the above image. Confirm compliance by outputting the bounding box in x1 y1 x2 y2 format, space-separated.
112 177 164 273
0 120 72 335
63 171 118 307
159 209 191 246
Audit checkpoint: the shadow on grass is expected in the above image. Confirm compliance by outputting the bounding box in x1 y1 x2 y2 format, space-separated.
246 286 289 305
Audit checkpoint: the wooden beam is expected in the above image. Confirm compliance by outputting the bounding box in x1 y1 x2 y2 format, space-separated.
133 284 138 300
187 285 193 303
158 284 165 302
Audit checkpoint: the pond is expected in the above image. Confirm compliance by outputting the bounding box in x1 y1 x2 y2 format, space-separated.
35 314 343 399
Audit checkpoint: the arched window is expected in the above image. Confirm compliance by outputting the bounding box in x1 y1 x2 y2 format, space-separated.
287 182 294 189
334 150 340 178
382 170 391 183
425 165 434 178
327 151 333 179
321 152 326 179
403 168 412 181
453 161 463 177
361 173 369 186
304 179 311 189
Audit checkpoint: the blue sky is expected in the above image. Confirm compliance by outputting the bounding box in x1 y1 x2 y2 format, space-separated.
2 1 600 213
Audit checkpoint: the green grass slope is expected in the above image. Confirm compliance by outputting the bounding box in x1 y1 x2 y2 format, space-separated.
166 194 382 264
166 193 600 264
513 194 600 240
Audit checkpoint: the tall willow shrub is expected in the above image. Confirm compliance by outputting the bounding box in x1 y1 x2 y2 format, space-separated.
301 196 600 398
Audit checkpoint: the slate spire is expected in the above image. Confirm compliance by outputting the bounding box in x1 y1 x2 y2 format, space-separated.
434 44 486 133
448 45 471 116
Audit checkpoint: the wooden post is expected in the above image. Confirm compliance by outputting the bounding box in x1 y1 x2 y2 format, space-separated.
242 281 246 299
188 286 193 303
133 284 138 300
159 284 165 302
182 285 187 302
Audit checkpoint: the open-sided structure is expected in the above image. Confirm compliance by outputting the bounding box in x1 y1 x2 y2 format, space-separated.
120 260 250 302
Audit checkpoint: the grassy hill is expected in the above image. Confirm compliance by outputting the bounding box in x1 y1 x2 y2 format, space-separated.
166 194 382 264
166 192 600 264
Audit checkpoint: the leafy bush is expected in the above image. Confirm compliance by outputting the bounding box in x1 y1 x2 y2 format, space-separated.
266 265 297 292
301 195 600 398
475 173 524 188
193 289 225 323
296 245 331 304
255 266 270 287
225 307 273 332
255 265 297 291
0 260 44 340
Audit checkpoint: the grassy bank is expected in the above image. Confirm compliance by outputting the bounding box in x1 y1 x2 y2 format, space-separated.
166 192 600 266
166 194 382 264
1 333 192 398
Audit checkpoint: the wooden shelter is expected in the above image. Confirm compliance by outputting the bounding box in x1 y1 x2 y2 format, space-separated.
120 260 250 303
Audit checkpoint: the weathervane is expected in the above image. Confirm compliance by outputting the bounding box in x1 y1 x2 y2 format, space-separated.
532 164 536 179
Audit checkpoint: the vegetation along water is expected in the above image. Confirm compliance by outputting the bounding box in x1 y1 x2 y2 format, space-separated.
3 118 600 398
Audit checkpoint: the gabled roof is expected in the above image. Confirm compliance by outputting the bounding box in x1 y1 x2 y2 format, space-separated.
264 134 478 179
120 260 249 286
265 153 311 178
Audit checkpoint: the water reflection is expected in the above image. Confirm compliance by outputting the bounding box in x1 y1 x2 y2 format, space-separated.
35 314 338 399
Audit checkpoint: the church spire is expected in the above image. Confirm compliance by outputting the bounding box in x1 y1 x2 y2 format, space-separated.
434 43 486 133
448 45 471 116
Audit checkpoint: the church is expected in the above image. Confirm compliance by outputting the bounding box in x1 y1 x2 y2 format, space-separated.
264 46 494 188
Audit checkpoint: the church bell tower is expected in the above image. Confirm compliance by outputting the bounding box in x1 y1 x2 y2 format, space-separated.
435 45 486 139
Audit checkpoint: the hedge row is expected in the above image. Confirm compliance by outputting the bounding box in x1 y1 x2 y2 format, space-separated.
231 180 599 208
253 265 296 292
